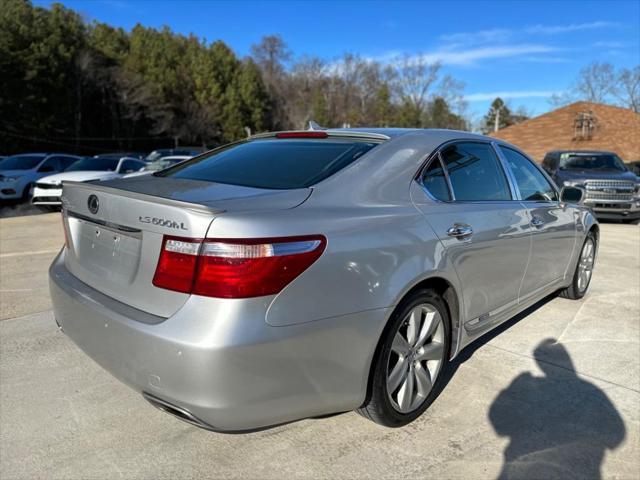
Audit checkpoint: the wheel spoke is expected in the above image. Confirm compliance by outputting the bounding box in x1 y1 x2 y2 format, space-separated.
416 341 444 362
387 356 408 393
415 310 439 348
397 365 415 412
414 364 432 396
406 308 420 346
391 332 410 356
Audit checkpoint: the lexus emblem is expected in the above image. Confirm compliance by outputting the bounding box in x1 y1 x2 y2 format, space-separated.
87 194 99 214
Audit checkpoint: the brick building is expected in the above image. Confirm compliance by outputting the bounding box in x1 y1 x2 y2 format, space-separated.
490 101 640 162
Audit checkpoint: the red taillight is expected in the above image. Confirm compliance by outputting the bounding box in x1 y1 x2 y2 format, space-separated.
153 235 326 298
275 131 328 139
152 236 201 293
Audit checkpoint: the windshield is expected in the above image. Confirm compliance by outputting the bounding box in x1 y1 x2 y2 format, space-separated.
65 158 119 172
560 154 627 172
0 155 45 170
156 138 379 189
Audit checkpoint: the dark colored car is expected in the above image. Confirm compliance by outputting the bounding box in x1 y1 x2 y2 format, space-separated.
542 150 640 221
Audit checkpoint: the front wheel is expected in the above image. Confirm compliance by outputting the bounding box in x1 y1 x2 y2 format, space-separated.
357 289 450 427
22 183 34 201
559 231 597 300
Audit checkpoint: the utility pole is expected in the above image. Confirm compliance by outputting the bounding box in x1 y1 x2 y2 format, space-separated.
494 107 500 132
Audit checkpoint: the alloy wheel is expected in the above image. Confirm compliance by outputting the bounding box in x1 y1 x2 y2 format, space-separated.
386 303 445 413
577 238 595 293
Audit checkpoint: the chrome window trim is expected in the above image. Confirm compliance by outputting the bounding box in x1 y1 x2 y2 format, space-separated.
491 141 520 200
439 152 456 201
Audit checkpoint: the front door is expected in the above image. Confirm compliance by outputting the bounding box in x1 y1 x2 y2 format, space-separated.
498 146 577 297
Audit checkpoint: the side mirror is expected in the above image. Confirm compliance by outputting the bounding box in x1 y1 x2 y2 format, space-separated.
560 186 585 204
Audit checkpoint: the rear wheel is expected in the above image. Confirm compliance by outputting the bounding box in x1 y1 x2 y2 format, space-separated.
559 231 596 300
357 289 450 427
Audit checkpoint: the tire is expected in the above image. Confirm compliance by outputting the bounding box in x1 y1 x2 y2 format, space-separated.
559 231 597 300
357 288 451 427
22 183 34 201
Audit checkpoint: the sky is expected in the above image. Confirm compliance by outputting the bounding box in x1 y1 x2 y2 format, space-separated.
35 0 640 119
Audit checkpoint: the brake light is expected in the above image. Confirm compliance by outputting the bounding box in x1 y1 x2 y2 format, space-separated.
275 131 328 139
153 235 326 298
153 237 201 293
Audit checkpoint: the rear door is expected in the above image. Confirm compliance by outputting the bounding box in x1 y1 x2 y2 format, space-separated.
412 141 531 329
498 146 577 297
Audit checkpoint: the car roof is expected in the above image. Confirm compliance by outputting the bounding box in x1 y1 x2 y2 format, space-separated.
252 128 491 142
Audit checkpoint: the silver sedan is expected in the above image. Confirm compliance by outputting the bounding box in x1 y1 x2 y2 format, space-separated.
49 128 597 431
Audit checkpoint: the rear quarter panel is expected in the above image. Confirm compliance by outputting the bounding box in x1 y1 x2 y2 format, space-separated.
206 204 458 327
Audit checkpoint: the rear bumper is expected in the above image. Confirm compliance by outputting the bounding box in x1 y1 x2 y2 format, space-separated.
49 250 388 431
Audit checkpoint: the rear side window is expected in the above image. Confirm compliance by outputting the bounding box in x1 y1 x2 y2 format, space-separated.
440 142 511 201
421 157 451 201
157 139 379 189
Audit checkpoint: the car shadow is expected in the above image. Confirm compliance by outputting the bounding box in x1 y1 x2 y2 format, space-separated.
437 294 625 479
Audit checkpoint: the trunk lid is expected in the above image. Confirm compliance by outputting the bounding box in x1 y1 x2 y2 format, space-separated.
61 177 310 317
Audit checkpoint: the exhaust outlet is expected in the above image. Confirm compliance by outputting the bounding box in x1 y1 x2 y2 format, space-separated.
142 392 215 431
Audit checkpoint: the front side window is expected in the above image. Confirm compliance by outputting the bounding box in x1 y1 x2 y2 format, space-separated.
157 138 379 189
439 142 511 201
421 157 451 201
500 146 558 202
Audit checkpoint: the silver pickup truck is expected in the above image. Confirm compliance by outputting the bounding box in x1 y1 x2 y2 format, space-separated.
542 150 640 222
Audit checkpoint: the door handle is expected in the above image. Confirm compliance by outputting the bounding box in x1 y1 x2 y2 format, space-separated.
447 223 473 239
531 216 545 228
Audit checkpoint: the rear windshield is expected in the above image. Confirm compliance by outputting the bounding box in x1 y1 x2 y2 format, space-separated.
560 154 627 172
156 138 380 189
65 158 119 172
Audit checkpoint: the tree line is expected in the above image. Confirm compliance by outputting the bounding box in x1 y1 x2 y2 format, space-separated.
1 1 637 155
0 1 467 154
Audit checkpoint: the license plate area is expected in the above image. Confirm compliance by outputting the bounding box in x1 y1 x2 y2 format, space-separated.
69 216 142 284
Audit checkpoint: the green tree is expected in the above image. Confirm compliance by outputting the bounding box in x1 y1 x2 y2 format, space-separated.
426 97 467 130
482 97 513 133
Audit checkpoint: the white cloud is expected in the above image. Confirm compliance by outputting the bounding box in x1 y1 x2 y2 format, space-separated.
464 90 559 102
439 21 618 47
524 21 618 35
383 44 558 67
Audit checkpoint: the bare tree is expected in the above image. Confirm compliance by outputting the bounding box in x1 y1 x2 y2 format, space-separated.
393 55 441 113
250 35 291 86
437 74 467 118
573 62 616 103
613 66 640 113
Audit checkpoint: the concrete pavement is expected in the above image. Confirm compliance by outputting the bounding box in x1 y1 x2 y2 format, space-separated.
0 214 638 479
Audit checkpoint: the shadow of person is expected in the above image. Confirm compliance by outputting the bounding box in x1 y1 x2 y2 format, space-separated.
488 338 625 480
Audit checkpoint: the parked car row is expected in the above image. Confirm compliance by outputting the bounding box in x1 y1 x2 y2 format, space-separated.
0 149 201 207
